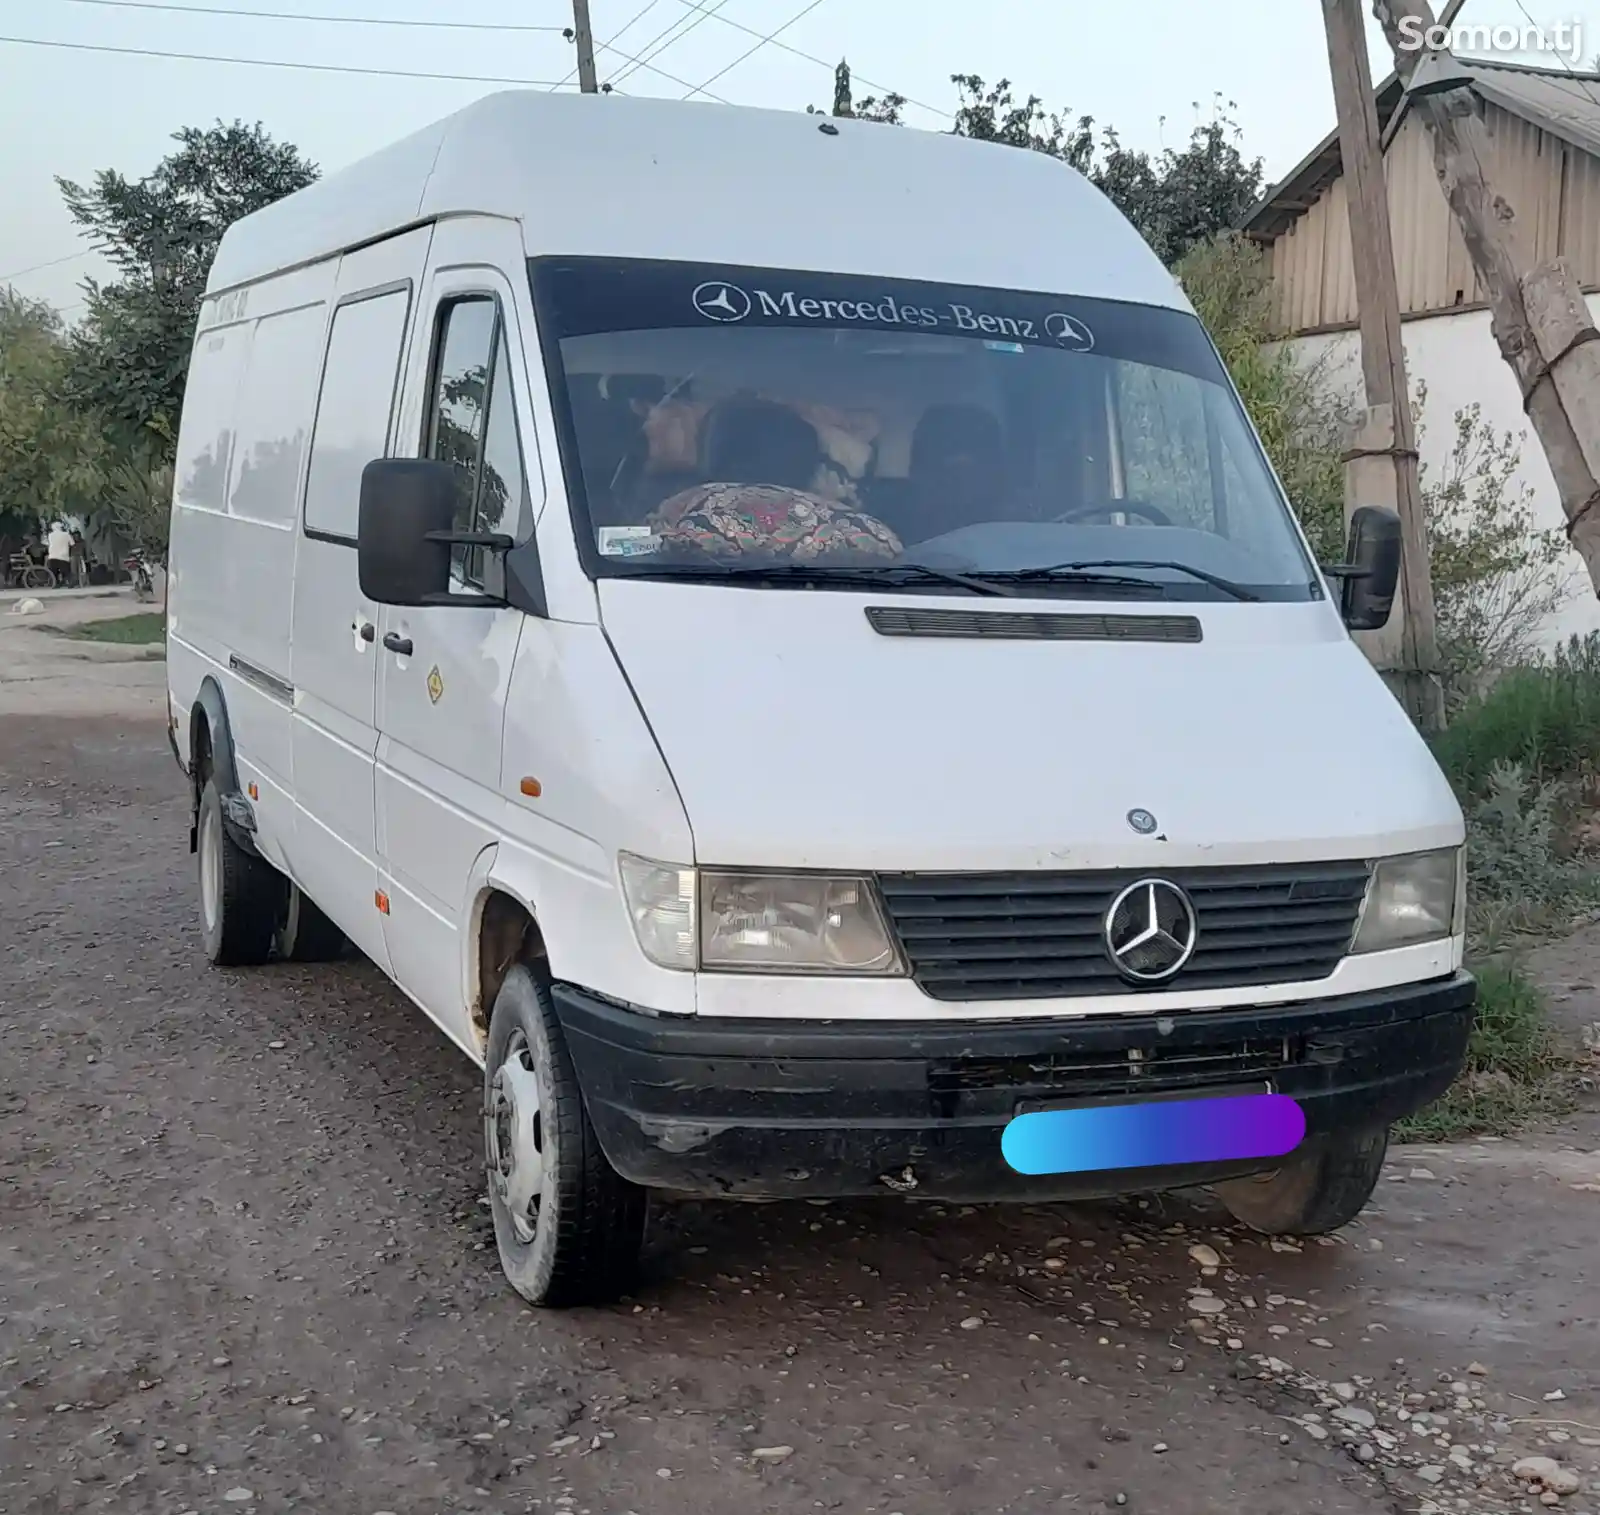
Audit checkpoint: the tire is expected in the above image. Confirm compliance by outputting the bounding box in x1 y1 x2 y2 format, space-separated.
483 965 646 1307
23 566 53 590
197 775 283 967
1215 1126 1389 1237
274 882 346 963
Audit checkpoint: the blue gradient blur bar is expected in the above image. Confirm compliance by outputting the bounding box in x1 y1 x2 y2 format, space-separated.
1001 1094 1306 1175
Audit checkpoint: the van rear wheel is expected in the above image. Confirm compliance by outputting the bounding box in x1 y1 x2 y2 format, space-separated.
483 965 646 1307
197 775 282 967
1215 1127 1388 1236
274 883 346 963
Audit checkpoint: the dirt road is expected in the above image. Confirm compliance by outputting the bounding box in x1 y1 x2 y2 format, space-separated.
0 589 166 718
2 705 1597 1515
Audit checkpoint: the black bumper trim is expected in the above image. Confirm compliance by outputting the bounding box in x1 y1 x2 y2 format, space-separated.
551 973 1476 1201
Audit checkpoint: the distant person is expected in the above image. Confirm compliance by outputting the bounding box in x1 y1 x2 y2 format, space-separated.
69 529 88 587
46 522 73 588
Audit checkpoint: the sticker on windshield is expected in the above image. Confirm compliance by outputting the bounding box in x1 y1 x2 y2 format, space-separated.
682 277 1097 353
1044 313 1095 352
597 526 662 558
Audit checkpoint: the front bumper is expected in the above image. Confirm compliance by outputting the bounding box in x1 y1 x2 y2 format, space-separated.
552 972 1477 1201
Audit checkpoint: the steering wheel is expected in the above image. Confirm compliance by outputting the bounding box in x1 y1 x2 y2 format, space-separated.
1051 497 1174 527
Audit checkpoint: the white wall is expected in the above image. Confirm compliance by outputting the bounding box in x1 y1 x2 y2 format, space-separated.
1290 304 1600 655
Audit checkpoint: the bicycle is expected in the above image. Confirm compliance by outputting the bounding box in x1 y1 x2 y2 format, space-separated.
7 553 55 591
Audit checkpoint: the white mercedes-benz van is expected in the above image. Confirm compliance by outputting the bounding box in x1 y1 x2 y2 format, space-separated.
165 91 1474 1308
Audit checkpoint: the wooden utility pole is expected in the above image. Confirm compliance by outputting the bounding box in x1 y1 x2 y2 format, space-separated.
571 0 599 94
1321 0 1445 731
1369 0 1600 603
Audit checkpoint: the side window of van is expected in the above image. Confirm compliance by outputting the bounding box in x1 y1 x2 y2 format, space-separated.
303 287 412 541
228 304 324 527
424 297 529 585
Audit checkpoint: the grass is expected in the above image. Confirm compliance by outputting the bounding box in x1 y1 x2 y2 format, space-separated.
59 612 164 646
1432 633 1600 803
1393 639 1600 1137
1396 960 1575 1142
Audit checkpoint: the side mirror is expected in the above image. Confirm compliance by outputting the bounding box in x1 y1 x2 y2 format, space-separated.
356 459 511 607
1333 505 1402 631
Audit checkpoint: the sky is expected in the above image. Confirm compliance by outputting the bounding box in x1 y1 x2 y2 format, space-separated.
3 0 1599 317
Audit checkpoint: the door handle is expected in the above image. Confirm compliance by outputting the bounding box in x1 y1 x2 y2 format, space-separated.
382 632 413 656
355 620 375 642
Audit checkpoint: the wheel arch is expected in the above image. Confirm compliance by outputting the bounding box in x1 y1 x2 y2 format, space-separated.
464 853 549 1057
188 675 259 856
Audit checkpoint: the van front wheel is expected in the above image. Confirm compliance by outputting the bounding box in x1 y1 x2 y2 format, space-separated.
197 776 282 967
1214 1127 1388 1236
483 965 646 1307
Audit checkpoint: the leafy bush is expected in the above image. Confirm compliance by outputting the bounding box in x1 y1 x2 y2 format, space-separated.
1462 761 1600 943
1432 632 1600 801
1420 399 1574 705
1397 959 1570 1140
1179 237 1575 701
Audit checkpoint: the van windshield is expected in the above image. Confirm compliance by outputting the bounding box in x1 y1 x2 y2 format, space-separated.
529 257 1321 602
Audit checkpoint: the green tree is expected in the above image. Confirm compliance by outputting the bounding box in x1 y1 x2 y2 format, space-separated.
821 63 1263 265
97 433 176 564
58 121 318 455
0 289 104 539
1176 232 1350 559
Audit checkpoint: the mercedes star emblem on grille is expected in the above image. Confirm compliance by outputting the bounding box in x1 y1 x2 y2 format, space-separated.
1103 878 1198 983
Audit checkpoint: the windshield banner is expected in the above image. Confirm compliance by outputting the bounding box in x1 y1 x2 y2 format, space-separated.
529 257 1223 382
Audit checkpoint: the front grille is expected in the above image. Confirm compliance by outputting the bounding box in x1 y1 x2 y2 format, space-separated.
929 1036 1293 1105
877 862 1371 1002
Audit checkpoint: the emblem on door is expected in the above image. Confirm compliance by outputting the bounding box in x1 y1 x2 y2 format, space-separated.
426 666 444 705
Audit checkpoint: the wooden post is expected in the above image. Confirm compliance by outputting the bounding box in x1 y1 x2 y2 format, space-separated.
1322 0 1445 731
571 0 599 94
1370 1 1600 599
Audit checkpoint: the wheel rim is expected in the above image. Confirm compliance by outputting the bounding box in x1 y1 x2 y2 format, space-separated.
199 800 221 935
486 1029 545 1245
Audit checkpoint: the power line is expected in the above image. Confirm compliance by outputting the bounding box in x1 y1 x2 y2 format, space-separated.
550 0 665 92
0 33 569 84
33 0 943 123
592 37 732 102
675 0 948 120
610 0 731 90
42 0 732 104
0 249 93 282
49 0 565 30
1508 0 1600 113
54 0 731 103
682 0 825 100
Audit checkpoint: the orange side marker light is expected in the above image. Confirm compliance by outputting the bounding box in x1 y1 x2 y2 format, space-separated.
247 782 259 800
375 890 390 915
519 777 542 798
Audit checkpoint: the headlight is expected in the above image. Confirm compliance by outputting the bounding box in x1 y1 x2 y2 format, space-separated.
617 858 903 975
617 854 696 970
1350 848 1461 954
700 871 902 974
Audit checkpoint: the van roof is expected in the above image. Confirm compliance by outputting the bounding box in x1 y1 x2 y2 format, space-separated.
207 91 1189 313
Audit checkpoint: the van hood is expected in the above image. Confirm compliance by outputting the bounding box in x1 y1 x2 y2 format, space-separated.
598 580 1463 872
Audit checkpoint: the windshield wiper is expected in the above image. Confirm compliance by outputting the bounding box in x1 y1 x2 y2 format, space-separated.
616 561 1019 597
994 559 1262 603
